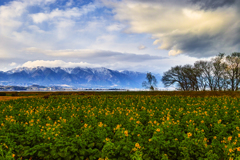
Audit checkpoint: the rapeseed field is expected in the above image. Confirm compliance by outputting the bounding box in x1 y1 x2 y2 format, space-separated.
0 92 240 160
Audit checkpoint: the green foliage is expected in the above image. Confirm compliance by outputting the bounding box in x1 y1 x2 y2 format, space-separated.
0 94 240 159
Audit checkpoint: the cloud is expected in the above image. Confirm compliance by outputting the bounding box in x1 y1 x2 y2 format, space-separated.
189 0 236 10
10 62 17 66
1 0 224 74
107 23 125 31
138 45 146 50
0 0 104 55
21 60 100 68
66 0 74 7
30 4 96 23
102 0 240 57
23 48 166 62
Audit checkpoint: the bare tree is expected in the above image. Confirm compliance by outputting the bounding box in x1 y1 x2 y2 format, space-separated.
142 72 157 90
162 52 240 91
162 66 189 91
211 53 227 91
162 65 202 91
224 52 240 91
194 61 208 91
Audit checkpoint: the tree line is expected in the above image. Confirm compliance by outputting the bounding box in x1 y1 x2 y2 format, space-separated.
161 52 240 91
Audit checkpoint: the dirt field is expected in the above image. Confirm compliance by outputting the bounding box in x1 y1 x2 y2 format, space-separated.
0 96 35 101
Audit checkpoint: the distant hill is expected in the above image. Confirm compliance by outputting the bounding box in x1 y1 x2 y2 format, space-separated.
0 66 162 89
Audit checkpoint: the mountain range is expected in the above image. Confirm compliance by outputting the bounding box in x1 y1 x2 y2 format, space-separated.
0 67 162 89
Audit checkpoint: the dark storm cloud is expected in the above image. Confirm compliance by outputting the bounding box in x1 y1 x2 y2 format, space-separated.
125 0 237 8
174 34 219 57
83 51 167 62
232 27 240 50
107 0 240 57
189 0 236 10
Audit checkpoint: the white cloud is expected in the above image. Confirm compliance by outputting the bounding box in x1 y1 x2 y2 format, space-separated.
23 48 165 62
30 4 96 23
96 35 116 43
182 9 203 19
66 0 74 7
169 50 183 56
107 23 125 31
21 60 101 68
138 45 146 50
10 62 17 66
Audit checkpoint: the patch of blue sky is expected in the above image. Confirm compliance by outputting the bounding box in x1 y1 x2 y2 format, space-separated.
94 7 115 18
26 5 43 14
0 0 14 6
46 0 95 10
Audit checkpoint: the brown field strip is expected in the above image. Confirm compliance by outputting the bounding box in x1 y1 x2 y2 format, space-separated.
0 96 36 101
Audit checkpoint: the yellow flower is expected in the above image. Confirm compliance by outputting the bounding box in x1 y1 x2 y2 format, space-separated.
156 128 160 132
187 132 192 138
228 136 232 142
12 154 15 158
149 139 151 142
124 130 128 136
116 124 121 130
214 136 217 139
175 138 178 141
201 129 204 132
135 143 141 149
98 122 103 127
137 134 140 137
229 148 233 153
84 124 88 128
201 120 204 124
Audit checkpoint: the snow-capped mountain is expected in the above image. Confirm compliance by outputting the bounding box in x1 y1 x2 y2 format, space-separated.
0 67 161 89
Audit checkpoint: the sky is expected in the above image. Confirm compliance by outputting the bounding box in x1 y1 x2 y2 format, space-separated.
0 0 239 73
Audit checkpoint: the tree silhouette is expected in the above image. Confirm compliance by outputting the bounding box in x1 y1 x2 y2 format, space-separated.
142 72 157 90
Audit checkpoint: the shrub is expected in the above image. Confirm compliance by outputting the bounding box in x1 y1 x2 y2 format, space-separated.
0 92 6 96
11 92 18 96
